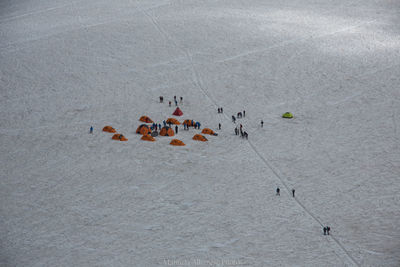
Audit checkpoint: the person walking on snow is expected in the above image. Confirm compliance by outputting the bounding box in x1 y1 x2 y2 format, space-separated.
169 101 171 107
243 110 246 117
90 126 93 134
276 187 280 196
221 107 223 113
175 125 178 134
234 127 238 135
323 227 327 235
180 96 183 103
174 99 178 106
218 123 221 130
232 115 236 123
261 120 264 128
158 123 161 130
327 226 330 235
292 189 295 197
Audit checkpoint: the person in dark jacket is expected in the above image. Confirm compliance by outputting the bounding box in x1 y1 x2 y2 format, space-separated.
276 187 280 196
218 123 221 130
90 126 93 134
323 227 327 235
169 101 171 107
232 115 236 123
243 110 246 117
175 125 178 134
327 226 331 235
261 120 264 127
292 189 295 197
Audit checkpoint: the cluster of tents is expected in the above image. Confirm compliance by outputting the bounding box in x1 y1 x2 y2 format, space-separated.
103 126 128 141
136 114 216 146
102 106 217 146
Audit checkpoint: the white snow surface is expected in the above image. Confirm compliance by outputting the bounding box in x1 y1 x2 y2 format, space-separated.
1 0 400 266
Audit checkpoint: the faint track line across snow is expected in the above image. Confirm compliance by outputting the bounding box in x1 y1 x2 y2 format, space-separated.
0 3 73 23
215 19 378 64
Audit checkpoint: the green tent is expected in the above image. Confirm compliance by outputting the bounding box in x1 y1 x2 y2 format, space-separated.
282 112 293 119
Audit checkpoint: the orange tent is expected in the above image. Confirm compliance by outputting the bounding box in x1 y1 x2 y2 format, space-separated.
201 128 217 135
141 134 155 142
103 126 116 133
166 118 181 125
112 134 128 141
139 116 153 123
183 119 195 127
136 124 152 135
170 139 185 146
160 126 175 136
193 134 208 142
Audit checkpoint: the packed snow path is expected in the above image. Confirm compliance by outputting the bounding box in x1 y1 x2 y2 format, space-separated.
1 0 400 266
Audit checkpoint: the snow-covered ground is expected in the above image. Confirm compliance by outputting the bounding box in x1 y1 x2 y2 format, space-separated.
1 0 400 266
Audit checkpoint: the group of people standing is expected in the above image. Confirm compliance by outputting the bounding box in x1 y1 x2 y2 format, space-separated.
234 124 248 139
275 187 295 197
160 95 183 106
230 110 248 139
323 226 331 235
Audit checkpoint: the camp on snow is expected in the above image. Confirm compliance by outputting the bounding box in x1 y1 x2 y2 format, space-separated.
141 134 156 142
170 139 185 146
103 126 116 133
166 118 181 125
112 134 128 141
160 126 174 136
201 128 217 136
139 116 154 123
136 124 152 135
172 107 183 116
193 134 208 141
282 112 294 119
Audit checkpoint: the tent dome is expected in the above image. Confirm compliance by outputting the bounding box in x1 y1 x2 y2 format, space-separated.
170 139 185 146
172 107 183 116
136 124 152 135
166 118 181 125
282 112 294 119
141 134 155 142
103 126 116 133
139 116 154 123
183 119 195 127
112 134 128 141
201 128 217 136
193 134 208 142
160 126 175 136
